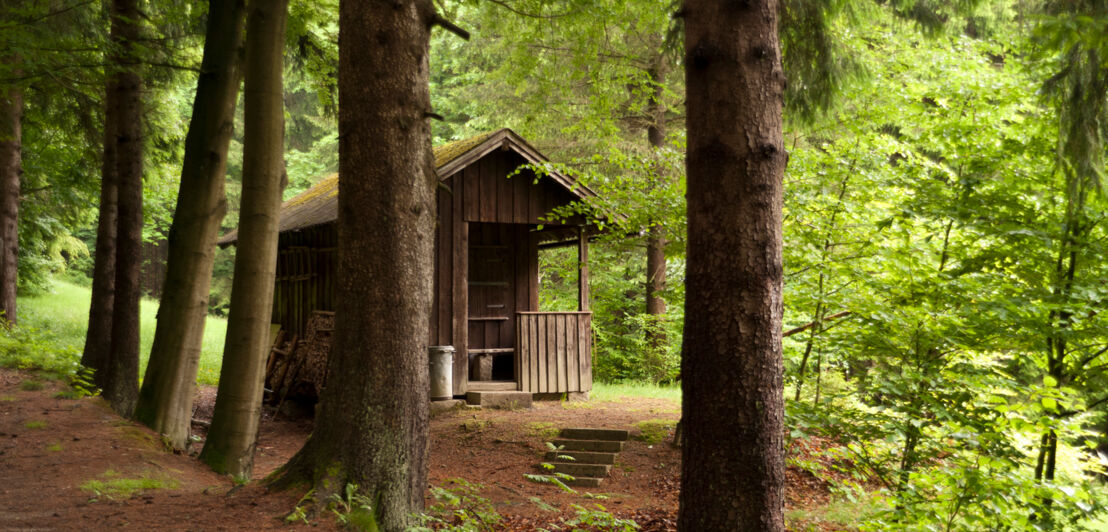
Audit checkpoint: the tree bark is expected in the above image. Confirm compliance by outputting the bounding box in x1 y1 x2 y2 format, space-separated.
644 59 667 360
134 0 246 450
679 0 787 530
82 89 118 386
269 0 438 527
0 77 21 325
199 0 287 478
102 0 144 417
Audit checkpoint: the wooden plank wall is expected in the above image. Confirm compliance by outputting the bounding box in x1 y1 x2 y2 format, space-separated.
272 225 336 337
460 151 578 225
516 312 592 393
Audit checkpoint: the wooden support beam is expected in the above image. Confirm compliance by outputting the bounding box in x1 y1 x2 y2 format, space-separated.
578 226 589 311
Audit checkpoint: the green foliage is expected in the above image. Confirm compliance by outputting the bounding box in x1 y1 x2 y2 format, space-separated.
328 483 378 531
564 504 640 531
284 489 315 526
414 479 502 532
24 420 46 429
0 319 82 379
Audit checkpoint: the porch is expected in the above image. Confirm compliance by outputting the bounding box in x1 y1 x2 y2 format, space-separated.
467 311 593 394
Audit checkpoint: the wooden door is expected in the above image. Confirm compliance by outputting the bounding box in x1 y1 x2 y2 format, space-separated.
467 223 516 381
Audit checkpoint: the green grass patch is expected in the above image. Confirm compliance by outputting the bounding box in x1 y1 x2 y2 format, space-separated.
786 494 888 531
633 418 678 445
527 421 560 440
80 471 179 500
24 420 47 429
0 394 14 401
46 442 62 452
19 380 43 391
14 279 228 385
591 381 681 404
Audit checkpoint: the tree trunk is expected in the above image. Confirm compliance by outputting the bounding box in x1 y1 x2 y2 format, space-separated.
644 58 668 376
82 89 118 387
134 0 246 450
642 58 664 356
102 0 144 417
269 0 438 527
0 79 21 325
679 0 787 529
199 0 287 478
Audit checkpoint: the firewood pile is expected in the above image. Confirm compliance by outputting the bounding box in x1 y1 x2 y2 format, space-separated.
265 310 334 405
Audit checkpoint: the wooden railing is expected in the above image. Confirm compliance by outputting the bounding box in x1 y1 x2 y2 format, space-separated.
516 312 592 393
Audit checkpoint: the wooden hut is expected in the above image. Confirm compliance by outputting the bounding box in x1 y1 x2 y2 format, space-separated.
219 129 598 399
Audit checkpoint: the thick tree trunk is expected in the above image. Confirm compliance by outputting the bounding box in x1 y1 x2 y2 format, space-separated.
82 90 118 386
199 0 287 478
679 0 787 530
270 0 437 527
0 81 21 325
644 59 668 375
134 0 246 450
102 0 144 417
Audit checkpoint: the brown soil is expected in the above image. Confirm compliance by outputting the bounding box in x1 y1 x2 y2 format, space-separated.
0 368 835 531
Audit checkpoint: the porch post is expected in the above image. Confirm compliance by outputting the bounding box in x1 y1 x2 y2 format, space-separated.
578 226 589 311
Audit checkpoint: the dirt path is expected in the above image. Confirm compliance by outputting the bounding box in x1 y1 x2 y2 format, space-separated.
0 369 833 531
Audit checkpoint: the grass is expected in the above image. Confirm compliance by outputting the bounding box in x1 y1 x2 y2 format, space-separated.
16 279 228 385
633 418 678 444
80 470 179 500
24 420 47 429
591 381 681 404
785 494 888 531
19 380 43 391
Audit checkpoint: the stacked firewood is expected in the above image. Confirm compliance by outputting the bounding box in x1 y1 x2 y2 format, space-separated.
264 310 334 407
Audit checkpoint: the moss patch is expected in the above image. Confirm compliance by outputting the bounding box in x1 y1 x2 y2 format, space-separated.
80 471 179 501
526 422 560 440
24 420 47 429
462 418 491 432
632 419 678 445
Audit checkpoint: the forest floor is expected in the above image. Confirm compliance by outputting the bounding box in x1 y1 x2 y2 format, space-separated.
0 368 846 531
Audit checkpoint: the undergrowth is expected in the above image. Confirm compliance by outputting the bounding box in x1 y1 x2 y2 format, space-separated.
13 279 228 385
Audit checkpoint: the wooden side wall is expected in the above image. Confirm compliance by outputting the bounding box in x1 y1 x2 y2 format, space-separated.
517 312 592 393
272 224 337 337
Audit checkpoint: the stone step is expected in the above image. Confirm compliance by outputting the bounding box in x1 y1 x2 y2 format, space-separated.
549 462 610 478
559 427 629 441
544 450 616 465
550 439 623 452
465 390 532 409
563 476 603 488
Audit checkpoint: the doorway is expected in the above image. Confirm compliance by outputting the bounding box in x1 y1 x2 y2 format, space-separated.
467 223 518 383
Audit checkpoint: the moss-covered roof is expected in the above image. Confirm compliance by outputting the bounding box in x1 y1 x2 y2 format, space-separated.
218 129 589 245
434 130 496 168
